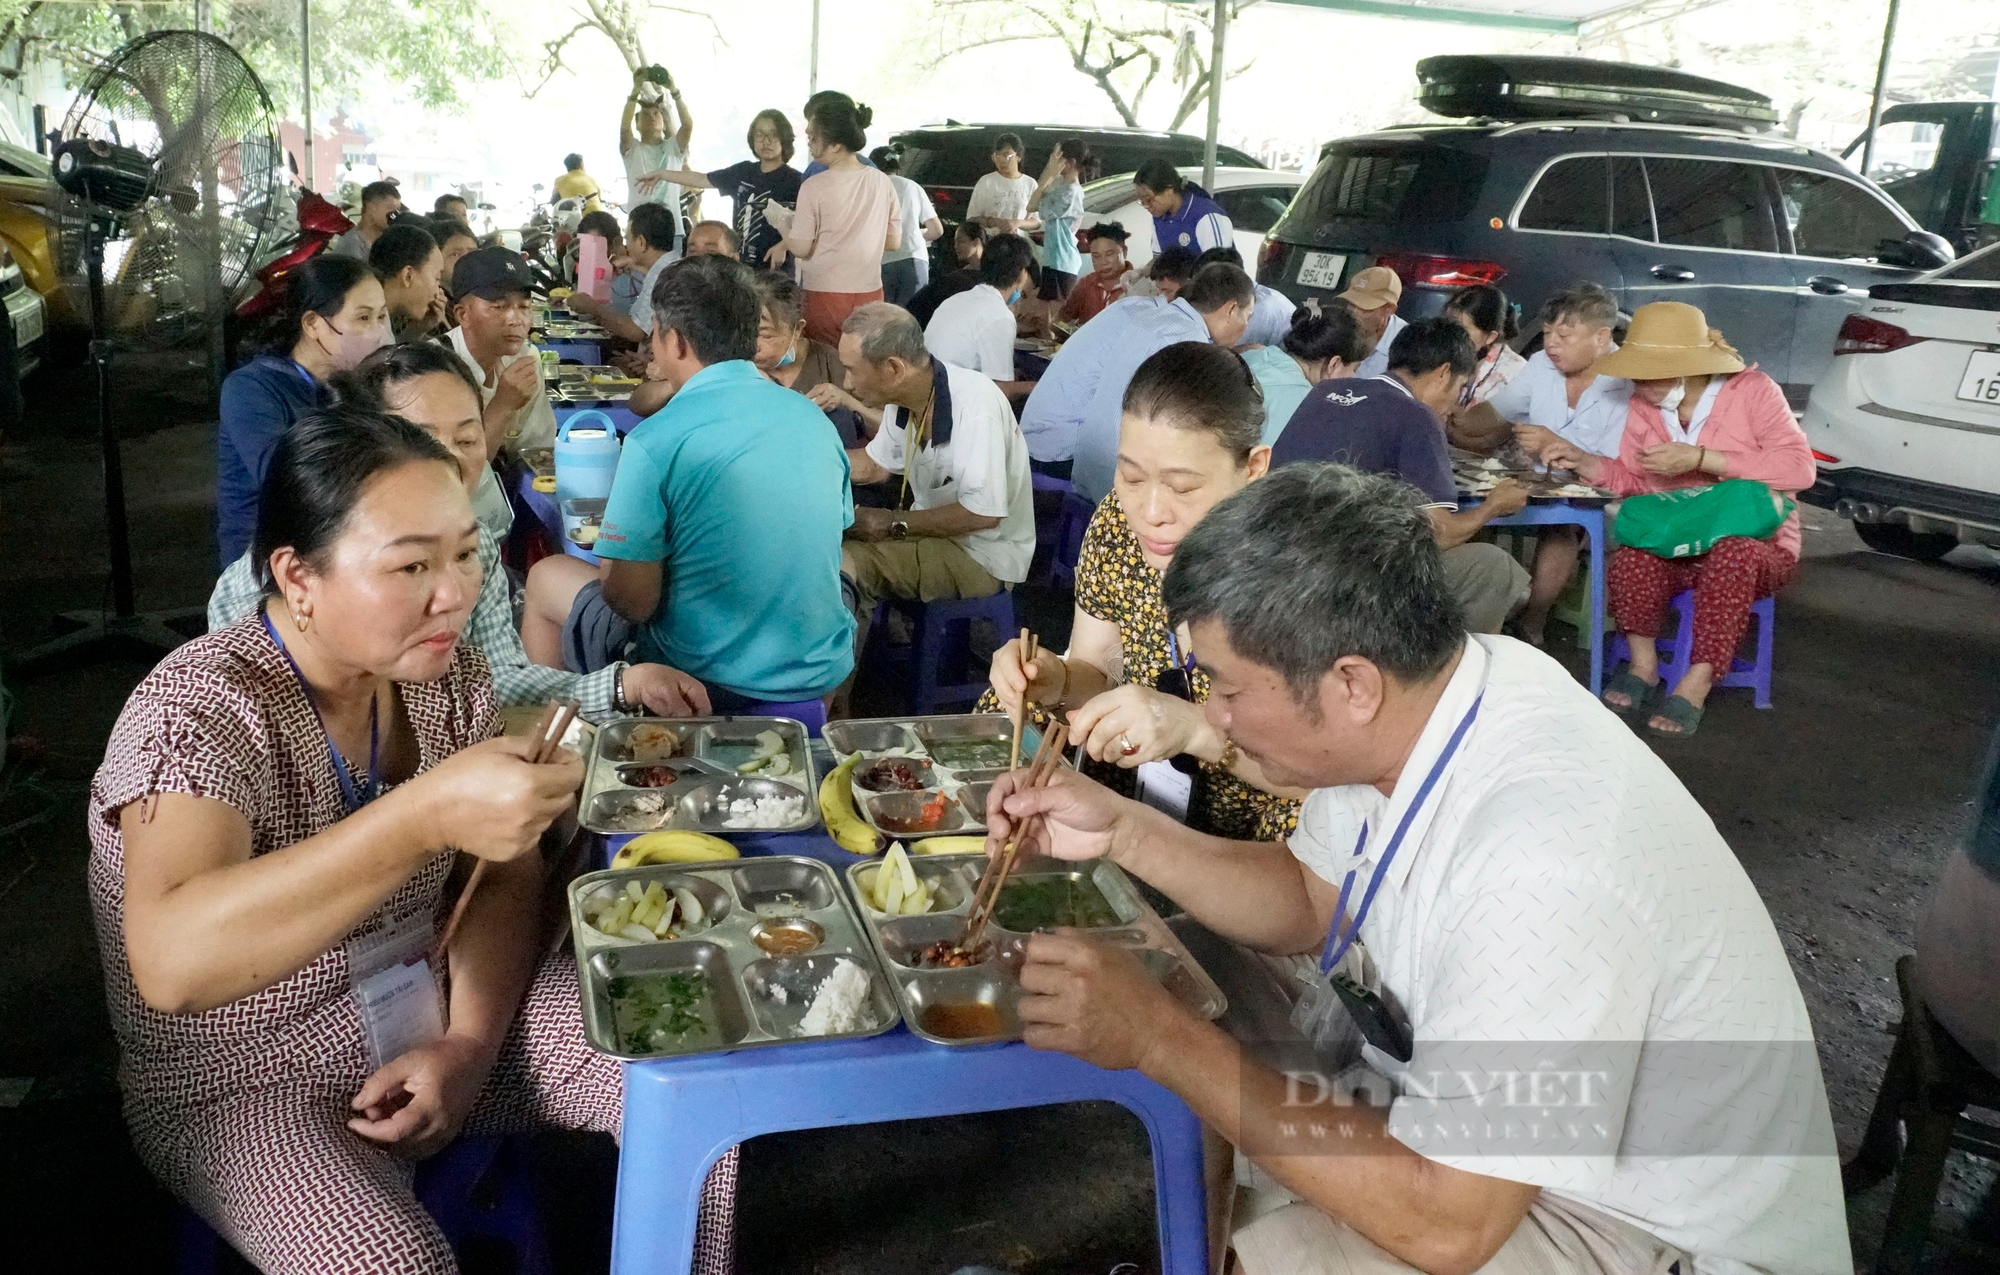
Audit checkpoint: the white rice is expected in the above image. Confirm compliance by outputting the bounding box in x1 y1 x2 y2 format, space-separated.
722 793 805 829
797 959 874 1037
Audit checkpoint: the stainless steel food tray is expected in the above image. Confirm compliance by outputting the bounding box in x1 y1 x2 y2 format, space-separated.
843 853 1227 1047
580 716 818 836
825 715 1056 838
571 856 900 1060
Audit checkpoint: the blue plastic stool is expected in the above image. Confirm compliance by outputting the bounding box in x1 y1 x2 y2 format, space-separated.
175 1135 552 1274
612 1032 1208 1274
870 591 1016 715
1050 491 1095 591
1609 588 1775 710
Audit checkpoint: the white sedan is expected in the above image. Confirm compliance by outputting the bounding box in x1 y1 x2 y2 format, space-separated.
1801 239 2000 561
1079 166 1305 269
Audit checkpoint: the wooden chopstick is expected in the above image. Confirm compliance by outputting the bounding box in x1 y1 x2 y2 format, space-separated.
438 700 579 953
964 720 1068 945
1009 628 1040 773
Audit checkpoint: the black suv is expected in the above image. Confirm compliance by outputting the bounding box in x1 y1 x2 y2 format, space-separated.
1258 60 1950 407
886 123 1262 228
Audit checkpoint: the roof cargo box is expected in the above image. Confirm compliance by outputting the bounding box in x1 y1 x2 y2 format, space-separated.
1416 55 1778 133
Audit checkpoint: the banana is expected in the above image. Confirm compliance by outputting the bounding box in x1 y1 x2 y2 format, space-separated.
910 835 989 856
611 830 740 869
818 757 882 855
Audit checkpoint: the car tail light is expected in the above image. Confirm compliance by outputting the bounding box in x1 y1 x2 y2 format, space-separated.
928 188 954 207
1374 251 1506 288
1259 238 1285 277
1833 315 1926 356
1811 450 1841 464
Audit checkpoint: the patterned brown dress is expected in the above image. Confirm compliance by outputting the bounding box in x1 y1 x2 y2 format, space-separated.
984 495 1299 842
87 617 734 1275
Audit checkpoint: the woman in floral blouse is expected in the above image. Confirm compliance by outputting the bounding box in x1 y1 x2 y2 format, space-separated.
986 342 1304 841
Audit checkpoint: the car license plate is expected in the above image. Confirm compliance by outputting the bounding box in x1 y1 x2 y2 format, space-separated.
1956 350 2000 405
1296 250 1348 291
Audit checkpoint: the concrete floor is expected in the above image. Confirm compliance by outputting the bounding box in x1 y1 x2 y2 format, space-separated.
2 350 1998 1272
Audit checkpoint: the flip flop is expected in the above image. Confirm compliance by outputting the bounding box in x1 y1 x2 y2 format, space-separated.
1601 668 1658 716
1648 694 1704 738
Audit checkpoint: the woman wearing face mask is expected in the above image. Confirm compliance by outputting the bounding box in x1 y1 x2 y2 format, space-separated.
216 255 389 564
1542 302 1814 738
210 343 710 722
985 343 1305 841
1241 299 1368 445
749 269 871 445
1442 283 1526 407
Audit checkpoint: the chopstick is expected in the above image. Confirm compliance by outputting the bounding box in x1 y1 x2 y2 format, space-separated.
963 719 1069 946
1009 627 1041 773
437 699 579 954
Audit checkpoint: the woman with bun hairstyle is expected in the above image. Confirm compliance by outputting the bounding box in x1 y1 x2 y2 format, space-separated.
1443 282 1526 406
768 93 902 343
1240 298 1368 444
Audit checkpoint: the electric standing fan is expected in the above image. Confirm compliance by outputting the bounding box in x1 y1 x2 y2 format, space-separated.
18 29 281 675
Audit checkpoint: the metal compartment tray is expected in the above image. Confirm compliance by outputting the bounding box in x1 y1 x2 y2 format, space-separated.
843 853 1226 1047
826 715 1058 838
580 716 817 836
571 856 900 1060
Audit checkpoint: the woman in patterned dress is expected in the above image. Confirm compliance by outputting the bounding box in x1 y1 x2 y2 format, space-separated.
987 342 1306 842
89 408 735 1273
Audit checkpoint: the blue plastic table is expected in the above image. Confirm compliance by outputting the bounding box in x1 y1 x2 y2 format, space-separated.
1471 498 1608 696
542 336 608 365
606 829 1212 1274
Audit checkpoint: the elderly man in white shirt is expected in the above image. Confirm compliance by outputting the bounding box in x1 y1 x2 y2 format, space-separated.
838 303 1036 619
986 462 1847 1275
923 233 1039 398
1453 281 1633 644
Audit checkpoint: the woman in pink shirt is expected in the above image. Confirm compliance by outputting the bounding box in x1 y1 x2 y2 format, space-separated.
770 96 901 344
1545 302 1814 738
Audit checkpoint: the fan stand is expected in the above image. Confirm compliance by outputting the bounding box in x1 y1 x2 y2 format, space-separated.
12 215 203 680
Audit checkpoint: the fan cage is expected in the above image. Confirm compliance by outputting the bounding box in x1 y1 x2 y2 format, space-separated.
51 29 281 345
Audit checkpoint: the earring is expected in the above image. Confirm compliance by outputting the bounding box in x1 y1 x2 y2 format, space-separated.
294 610 310 633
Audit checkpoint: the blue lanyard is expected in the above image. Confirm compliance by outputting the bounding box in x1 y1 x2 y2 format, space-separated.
261 611 381 815
1319 692 1484 976
1164 630 1196 674
289 359 317 389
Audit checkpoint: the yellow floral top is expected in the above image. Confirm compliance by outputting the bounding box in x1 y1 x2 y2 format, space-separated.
1051 494 1300 843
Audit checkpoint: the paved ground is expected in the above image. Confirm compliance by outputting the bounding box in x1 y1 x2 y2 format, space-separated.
1 353 1997 1272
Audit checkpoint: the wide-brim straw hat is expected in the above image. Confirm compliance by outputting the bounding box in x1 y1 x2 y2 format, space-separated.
1590 301 1746 380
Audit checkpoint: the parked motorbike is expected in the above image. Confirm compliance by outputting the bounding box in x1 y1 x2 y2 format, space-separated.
230 187 352 355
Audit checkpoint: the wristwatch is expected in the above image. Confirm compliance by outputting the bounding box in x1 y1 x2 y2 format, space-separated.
889 517 910 541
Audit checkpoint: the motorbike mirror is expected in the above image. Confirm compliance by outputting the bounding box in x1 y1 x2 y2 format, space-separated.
1877 230 1955 272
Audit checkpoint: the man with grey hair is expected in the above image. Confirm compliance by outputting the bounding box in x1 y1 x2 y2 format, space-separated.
985 462 1846 1275
837 302 1034 619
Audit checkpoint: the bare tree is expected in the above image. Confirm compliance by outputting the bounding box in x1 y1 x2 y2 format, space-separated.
534 0 723 92
923 0 1254 131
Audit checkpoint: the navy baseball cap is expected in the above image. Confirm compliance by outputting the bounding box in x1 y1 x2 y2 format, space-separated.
450 246 533 303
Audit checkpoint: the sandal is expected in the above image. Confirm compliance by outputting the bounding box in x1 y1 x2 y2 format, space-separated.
1601 668 1658 716
1648 694 1704 738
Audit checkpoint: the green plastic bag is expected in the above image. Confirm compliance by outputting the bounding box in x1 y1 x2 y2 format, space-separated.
1613 480 1793 559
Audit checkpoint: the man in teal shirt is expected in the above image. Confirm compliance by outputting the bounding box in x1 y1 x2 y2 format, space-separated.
595 255 855 704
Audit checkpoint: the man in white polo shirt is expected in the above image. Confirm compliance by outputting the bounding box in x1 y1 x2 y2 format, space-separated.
923 232 1038 398
837 303 1035 619
987 463 1846 1275
1454 280 1634 644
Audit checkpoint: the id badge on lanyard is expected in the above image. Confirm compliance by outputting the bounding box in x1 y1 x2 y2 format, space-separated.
1303 693 1484 1065
348 912 447 1070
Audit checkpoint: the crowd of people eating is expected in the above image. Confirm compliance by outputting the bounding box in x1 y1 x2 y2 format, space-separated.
112 68 1855 1275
